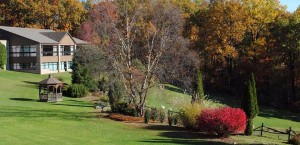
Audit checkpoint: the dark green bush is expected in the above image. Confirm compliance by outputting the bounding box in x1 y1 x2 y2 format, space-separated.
159 110 165 123
68 84 88 98
173 114 179 125
150 108 158 121
168 109 174 126
144 109 150 124
108 81 125 105
111 101 137 116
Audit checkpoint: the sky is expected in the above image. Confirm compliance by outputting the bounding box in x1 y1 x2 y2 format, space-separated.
279 0 300 12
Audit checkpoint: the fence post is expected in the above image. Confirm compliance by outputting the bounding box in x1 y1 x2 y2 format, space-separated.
288 127 292 141
260 123 264 136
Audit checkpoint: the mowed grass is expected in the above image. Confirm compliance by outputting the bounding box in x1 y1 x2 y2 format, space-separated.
0 71 227 145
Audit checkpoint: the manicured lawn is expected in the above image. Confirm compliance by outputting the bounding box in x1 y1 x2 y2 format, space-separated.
0 71 225 145
0 71 299 145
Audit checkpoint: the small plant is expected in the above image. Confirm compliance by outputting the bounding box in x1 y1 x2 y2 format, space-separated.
173 114 179 125
144 109 150 124
68 84 88 98
99 94 109 102
178 103 202 130
150 108 158 121
198 107 247 137
168 109 173 126
159 110 165 123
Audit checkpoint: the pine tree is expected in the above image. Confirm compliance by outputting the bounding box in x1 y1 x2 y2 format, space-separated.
0 43 7 70
197 70 205 100
242 73 259 135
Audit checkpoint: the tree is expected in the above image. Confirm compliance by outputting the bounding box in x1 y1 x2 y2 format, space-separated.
197 70 205 100
270 12 300 104
0 43 7 70
241 73 259 135
71 45 106 91
81 0 186 116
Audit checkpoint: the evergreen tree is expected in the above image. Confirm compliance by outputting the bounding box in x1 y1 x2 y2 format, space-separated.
242 73 259 135
0 43 7 70
197 70 205 100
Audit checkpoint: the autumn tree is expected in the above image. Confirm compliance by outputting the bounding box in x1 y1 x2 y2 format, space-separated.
270 12 300 104
82 0 187 116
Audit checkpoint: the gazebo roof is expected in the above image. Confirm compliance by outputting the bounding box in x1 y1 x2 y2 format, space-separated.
39 75 63 85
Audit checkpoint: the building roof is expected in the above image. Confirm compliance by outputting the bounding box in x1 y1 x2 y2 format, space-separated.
0 26 89 45
39 75 63 85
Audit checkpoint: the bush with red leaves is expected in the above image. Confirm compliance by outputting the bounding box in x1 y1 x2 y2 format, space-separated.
198 107 246 137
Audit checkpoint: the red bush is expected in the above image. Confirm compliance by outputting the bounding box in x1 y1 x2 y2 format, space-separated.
198 107 246 137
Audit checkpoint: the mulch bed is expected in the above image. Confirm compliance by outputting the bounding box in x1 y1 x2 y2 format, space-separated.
108 113 144 122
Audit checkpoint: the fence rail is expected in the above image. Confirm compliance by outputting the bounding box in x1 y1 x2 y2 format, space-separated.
254 123 298 141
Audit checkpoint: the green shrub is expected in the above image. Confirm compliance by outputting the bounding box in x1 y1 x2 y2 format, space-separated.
0 43 7 69
68 84 88 98
159 110 165 123
150 108 158 121
108 81 125 105
289 134 300 145
179 103 202 130
168 109 174 126
99 94 109 102
173 114 179 125
144 109 150 124
241 73 259 136
62 84 70 96
111 101 137 116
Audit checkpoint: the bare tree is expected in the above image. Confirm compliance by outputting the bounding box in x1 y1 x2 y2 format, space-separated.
82 0 186 116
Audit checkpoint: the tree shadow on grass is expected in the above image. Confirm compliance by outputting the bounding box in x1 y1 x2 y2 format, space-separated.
52 103 93 108
164 85 185 94
142 125 229 145
10 98 38 102
258 106 300 123
0 106 94 121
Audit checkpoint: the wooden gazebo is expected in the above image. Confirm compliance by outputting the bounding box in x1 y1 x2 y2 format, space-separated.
39 74 64 102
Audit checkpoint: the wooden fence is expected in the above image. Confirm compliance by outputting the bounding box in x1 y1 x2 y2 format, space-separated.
254 123 298 141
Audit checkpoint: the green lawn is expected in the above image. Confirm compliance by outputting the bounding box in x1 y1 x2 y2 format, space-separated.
0 70 299 145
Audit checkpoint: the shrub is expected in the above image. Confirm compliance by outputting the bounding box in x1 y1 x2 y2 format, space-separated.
241 73 259 135
144 109 150 124
0 43 7 69
168 109 174 126
159 110 165 123
173 114 179 125
198 107 247 137
178 103 202 130
108 81 125 105
150 108 158 121
99 94 109 102
289 134 300 145
111 101 137 116
68 84 88 98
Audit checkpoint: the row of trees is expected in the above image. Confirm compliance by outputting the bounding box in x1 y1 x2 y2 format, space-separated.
187 0 300 107
0 0 87 35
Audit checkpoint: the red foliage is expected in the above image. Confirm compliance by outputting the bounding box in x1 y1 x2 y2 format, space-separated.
198 107 246 137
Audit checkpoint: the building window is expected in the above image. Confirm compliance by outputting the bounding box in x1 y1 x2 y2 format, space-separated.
10 63 36 70
42 45 58 56
68 61 72 70
10 45 37 57
41 62 58 71
61 45 74 56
